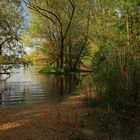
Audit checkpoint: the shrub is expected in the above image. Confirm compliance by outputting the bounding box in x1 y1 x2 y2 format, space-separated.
92 46 140 105
39 66 64 74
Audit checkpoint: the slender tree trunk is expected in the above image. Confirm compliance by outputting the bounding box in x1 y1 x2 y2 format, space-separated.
0 45 2 55
69 36 72 71
126 14 130 46
56 59 59 69
126 13 134 46
0 93 2 105
60 38 64 69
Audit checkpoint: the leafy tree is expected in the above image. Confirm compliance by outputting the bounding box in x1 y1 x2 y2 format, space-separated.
0 0 25 79
23 0 92 72
0 0 25 56
91 0 140 104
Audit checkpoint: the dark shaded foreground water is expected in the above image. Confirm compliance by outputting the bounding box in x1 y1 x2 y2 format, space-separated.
0 66 139 140
0 66 93 106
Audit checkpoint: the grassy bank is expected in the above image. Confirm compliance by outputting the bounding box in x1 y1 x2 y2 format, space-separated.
39 66 93 75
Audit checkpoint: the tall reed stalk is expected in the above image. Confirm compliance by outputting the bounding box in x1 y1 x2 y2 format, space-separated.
93 46 140 106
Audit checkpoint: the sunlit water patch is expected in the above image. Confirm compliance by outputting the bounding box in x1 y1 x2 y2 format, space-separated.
0 66 93 106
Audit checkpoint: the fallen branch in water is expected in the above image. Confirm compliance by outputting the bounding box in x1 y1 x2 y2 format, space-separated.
0 72 10 75
0 72 11 81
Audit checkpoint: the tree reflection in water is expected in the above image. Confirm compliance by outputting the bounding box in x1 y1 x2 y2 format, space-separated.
0 66 92 105
39 74 81 102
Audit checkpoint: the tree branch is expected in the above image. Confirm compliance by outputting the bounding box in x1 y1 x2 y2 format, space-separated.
63 0 76 39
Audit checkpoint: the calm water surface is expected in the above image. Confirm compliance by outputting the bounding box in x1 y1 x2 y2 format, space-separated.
0 66 139 139
0 66 93 106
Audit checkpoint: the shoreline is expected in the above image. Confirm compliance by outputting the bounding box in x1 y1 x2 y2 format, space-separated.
0 94 87 140
0 94 139 140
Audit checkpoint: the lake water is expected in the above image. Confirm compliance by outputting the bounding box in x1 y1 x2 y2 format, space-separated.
0 66 93 106
0 66 139 139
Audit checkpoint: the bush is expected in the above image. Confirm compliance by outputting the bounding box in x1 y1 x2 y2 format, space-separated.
92 46 140 105
39 66 64 74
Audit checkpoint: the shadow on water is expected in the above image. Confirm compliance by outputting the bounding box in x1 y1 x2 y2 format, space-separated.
81 107 140 140
0 66 93 106
0 66 139 140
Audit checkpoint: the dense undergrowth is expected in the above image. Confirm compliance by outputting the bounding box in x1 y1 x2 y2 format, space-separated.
86 46 140 110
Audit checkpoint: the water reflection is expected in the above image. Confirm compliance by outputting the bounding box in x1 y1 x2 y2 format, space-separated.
0 66 93 105
83 105 140 140
0 67 139 139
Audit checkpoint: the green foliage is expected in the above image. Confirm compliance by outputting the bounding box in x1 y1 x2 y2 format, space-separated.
23 0 140 106
90 0 140 107
24 0 92 71
39 66 64 74
0 0 25 56
83 94 111 110
0 55 27 65
93 47 140 105
0 1 26 77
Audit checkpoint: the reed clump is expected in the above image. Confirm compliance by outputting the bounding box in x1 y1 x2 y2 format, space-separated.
92 46 140 107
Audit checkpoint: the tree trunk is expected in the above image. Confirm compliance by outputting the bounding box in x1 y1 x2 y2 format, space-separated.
126 13 133 46
0 45 2 55
60 38 64 69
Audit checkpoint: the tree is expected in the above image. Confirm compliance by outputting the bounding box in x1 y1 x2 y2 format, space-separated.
23 0 93 72
24 0 75 69
0 0 24 56
91 0 140 103
0 0 25 80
